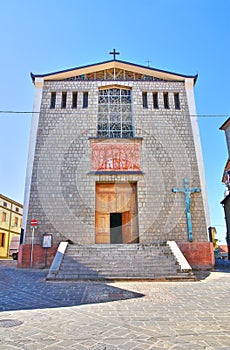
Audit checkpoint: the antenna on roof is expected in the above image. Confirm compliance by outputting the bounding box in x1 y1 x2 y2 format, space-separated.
145 59 152 67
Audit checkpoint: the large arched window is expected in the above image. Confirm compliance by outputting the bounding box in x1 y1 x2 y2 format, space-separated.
97 88 133 138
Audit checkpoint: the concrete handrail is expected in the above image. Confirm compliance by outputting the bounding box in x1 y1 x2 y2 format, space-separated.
167 241 192 272
48 241 68 276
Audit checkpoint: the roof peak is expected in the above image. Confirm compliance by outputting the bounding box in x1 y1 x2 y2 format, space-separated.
31 59 198 84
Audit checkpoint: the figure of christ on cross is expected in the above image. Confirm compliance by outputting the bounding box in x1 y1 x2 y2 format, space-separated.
172 178 201 242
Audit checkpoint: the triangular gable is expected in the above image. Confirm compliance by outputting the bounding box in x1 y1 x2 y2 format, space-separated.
31 59 198 84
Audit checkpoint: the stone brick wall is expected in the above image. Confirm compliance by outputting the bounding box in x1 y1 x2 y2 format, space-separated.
17 243 58 269
24 79 208 246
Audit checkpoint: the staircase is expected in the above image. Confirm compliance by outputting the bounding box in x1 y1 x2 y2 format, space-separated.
46 242 196 281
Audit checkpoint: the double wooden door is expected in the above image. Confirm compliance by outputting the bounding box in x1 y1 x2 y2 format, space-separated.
95 183 138 244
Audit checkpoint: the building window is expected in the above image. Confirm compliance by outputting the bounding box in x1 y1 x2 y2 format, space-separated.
153 92 159 109
15 207 19 213
142 92 148 108
14 217 19 227
83 92 88 108
3 202 7 208
72 92 77 109
0 233 5 247
2 212 7 222
61 92 67 109
50 92 56 109
174 93 180 109
163 92 169 109
97 88 133 138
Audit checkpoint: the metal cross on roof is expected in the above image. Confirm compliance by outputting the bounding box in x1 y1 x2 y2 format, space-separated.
109 49 120 60
145 59 152 67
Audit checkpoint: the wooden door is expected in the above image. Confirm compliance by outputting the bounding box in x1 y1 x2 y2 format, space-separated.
95 212 110 243
95 183 138 244
122 211 132 243
96 183 116 213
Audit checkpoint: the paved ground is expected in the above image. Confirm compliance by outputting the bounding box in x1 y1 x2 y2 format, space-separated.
0 260 230 349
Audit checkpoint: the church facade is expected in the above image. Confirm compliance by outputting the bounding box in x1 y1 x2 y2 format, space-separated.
18 54 214 270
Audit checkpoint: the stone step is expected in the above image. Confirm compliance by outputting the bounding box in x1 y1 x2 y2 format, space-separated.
60 266 178 272
57 270 178 276
47 242 194 281
65 244 172 254
62 258 176 264
65 254 175 258
53 273 196 282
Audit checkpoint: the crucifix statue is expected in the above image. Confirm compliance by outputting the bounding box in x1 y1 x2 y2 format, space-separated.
109 49 120 60
172 178 201 242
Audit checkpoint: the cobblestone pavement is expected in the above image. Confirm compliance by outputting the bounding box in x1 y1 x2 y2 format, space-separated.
0 260 230 349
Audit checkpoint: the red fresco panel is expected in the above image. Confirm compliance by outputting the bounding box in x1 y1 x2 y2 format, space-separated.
92 143 141 171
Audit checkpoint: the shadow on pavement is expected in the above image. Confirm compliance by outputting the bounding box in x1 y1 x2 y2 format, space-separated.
1 259 230 312
214 258 230 273
193 270 211 280
0 264 144 312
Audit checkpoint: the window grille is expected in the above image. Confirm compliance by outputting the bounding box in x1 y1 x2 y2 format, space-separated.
97 88 133 138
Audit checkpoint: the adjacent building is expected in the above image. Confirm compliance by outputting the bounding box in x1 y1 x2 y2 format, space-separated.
220 118 230 260
0 194 23 258
18 54 214 272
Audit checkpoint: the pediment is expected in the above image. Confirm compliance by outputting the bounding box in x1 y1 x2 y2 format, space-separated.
31 59 197 84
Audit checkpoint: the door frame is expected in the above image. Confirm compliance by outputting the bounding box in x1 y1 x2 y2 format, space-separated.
95 182 138 244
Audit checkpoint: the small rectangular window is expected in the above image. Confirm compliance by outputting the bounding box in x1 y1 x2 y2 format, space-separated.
15 207 19 213
72 92 78 109
83 92 88 108
61 92 67 109
142 92 148 108
174 93 180 109
153 92 159 109
163 92 169 109
0 233 5 247
14 217 18 227
3 202 7 208
2 212 6 222
50 92 56 109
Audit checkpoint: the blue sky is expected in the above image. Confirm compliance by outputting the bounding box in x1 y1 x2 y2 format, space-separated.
0 0 229 242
